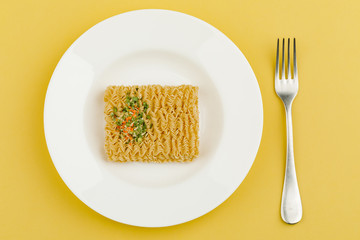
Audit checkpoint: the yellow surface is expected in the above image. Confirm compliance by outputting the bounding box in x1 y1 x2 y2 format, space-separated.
1 0 359 239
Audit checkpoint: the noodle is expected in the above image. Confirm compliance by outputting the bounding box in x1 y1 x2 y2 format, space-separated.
104 85 199 162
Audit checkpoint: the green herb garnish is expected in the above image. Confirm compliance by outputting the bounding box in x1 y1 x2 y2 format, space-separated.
109 89 151 144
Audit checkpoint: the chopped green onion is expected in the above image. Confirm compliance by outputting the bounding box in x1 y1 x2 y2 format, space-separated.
110 90 152 145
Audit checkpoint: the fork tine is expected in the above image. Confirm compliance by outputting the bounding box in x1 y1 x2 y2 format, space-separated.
293 38 297 78
287 38 290 79
275 38 279 80
281 38 285 79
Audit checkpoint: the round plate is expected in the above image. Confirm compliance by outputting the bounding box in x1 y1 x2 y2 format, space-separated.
44 9 263 227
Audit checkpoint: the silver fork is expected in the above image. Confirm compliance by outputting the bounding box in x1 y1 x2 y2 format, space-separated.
275 38 302 224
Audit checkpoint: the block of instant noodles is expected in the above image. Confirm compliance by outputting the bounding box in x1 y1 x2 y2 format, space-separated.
104 85 199 162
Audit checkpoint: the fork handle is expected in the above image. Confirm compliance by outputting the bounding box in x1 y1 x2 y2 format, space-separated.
281 104 302 224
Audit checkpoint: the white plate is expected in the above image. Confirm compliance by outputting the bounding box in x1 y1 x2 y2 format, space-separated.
44 9 263 227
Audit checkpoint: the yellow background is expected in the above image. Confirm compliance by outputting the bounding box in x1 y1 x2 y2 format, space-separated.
1 0 360 239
